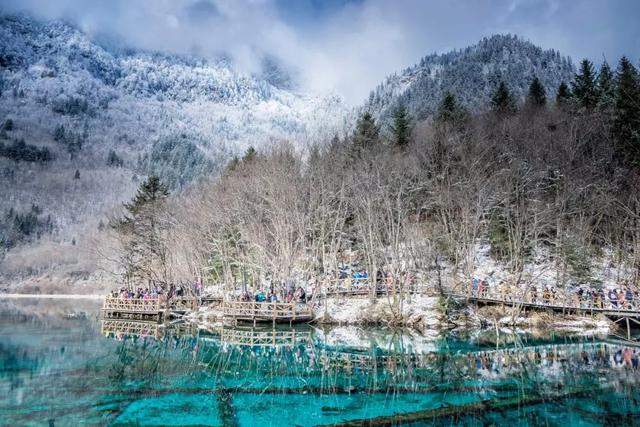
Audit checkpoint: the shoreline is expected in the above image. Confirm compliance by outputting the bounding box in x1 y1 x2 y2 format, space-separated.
0 293 105 300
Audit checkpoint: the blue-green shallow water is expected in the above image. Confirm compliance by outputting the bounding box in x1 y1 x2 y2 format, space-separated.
2 298 640 426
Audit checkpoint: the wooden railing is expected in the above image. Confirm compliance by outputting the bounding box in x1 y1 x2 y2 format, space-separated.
102 296 199 313
448 288 640 315
102 296 161 313
221 301 314 322
323 279 431 297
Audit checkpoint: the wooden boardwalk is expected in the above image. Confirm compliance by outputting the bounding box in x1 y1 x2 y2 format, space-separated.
101 296 198 321
323 280 431 297
221 301 314 325
447 291 640 339
447 292 640 318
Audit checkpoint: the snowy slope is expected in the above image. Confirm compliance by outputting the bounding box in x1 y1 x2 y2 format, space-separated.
0 13 348 172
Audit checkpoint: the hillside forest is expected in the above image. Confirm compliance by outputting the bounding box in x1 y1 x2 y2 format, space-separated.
100 56 640 300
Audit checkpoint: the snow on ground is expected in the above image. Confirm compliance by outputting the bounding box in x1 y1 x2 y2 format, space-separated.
455 243 635 293
314 294 440 331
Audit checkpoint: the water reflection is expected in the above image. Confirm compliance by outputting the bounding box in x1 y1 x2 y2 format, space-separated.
2 298 640 426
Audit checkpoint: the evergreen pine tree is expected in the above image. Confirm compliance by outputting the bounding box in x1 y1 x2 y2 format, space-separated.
596 60 616 111
353 112 379 149
225 156 240 173
121 176 169 222
73 169 80 180
113 175 170 285
526 77 547 108
242 146 257 163
612 56 640 164
436 92 468 125
555 82 572 109
491 82 517 115
107 150 123 167
3 119 13 131
572 59 599 110
53 124 65 142
390 105 411 146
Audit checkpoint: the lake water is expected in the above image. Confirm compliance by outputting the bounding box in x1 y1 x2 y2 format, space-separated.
1 298 640 426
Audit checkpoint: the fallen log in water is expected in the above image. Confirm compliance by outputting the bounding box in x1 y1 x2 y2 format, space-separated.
321 387 596 426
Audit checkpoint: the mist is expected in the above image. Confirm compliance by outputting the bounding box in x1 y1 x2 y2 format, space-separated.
2 0 639 104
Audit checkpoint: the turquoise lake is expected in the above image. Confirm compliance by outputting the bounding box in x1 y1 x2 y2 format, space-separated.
2 297 640 426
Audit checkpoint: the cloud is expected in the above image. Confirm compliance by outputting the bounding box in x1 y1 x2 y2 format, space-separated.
1 0 639 104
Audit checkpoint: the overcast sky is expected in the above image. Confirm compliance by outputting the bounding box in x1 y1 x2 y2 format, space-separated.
2 0 639 104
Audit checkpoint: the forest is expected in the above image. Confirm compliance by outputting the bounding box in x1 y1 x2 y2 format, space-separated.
104 56 640 300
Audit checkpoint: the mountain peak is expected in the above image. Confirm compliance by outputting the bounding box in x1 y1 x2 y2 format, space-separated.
365 34 575 122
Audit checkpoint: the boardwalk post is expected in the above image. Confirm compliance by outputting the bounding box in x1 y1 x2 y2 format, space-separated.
627 317 631 340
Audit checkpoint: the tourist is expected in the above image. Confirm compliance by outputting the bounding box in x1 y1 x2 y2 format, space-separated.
255 290 266 302
344 274 353 291
599 289 606 308
193 278 203 296
471 277 479 296
608 288 619 308
574 288 583 307
294 286 306 303
618 288 627 309
285 289 294 303
386 272 394 293
625 287 634 309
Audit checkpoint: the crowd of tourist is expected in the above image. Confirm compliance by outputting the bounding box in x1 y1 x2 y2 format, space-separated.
109 281 203 301
110 286 162 300
470 277 639 310
236 284 308 304
230 267 418 304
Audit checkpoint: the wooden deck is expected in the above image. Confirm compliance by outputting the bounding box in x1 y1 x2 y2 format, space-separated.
221 301 314 325
101 296 198 321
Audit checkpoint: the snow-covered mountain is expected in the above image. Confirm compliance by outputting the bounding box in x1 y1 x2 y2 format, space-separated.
364 34 575 122
0 13 348 186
